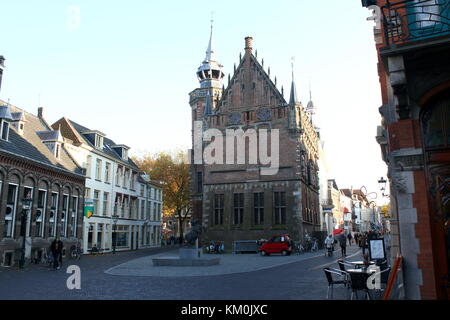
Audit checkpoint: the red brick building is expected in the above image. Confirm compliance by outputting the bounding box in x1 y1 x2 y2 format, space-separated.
362 0 450 299
189 28 321 249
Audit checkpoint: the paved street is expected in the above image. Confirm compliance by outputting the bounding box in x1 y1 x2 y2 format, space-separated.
0 245 365 300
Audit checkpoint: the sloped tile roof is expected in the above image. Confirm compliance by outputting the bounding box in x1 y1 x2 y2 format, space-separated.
64 119 140 171
0 100 84 176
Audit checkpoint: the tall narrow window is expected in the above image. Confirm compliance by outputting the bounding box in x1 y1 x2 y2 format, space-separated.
233 193 244 225
116 167 121 185
105 162 111 183
93 190 100 216
71 196 78 238
95 159 102 180
36 190 47 237
1 120 9 140
49 192 59 237
61 194 69 237
254 192 264 225
4 184 18 238
103 192 109 216
214 194 224 226
274 191 287 225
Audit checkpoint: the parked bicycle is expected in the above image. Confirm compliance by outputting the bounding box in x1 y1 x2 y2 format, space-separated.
311 238 319 252
294 241 305 255
70 242 83 260
42 250 54 267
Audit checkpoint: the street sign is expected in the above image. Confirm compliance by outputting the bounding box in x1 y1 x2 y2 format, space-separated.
84 200 94 218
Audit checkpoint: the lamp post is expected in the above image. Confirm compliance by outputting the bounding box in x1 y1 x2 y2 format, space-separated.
378 177 390 198
19 194 33 269
112 214 119 254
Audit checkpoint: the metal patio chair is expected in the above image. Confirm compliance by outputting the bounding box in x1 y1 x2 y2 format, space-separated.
324 267 350 299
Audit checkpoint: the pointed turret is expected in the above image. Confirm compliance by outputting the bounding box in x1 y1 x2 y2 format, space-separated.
196 20 225 89
289 61 299 105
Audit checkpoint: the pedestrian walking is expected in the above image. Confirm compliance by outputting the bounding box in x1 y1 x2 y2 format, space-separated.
347 233 353 246
50 238 63 270
338 233 347 257
324 234 334 256
360 233 367 256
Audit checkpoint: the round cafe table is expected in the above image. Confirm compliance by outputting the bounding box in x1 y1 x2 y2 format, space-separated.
350 261 376 268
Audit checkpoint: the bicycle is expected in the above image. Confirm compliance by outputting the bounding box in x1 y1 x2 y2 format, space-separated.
70 243 83 260
42 251 54 268
295 242 305 255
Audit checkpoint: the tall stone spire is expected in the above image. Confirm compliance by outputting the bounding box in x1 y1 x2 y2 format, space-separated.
289 58 299 105
196 19 224 89
205 19 216 63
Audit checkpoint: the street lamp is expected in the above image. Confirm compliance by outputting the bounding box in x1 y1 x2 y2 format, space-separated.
378 176 390 198
112 214 119 254
19 193 33 269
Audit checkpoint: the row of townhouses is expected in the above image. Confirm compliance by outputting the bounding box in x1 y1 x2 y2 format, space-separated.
0 55 163 267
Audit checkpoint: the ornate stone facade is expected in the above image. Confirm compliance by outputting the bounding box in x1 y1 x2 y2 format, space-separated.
189 34 321 249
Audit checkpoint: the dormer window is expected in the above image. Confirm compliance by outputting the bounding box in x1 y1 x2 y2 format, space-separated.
11 112 26 135
0 105 13 141
81 130 106 149
95 134 103 149
111 144 130 161
1 120 9 140
36 130 64 160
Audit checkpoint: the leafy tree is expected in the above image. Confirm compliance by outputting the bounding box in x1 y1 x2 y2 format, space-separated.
133 151 191 243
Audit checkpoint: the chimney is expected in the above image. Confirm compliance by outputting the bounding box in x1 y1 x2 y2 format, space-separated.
245 37 253 54
38 107 43 119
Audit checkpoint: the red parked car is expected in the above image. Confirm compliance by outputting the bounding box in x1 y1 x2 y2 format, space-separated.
259 235 293 256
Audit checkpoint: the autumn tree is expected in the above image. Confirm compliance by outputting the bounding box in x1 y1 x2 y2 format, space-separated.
133 150 191 243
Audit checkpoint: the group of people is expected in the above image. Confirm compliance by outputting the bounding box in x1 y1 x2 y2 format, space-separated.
324 231 380 258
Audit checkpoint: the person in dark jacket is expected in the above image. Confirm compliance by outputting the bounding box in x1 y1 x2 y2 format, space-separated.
338 233 347 257
50 238 63 270
347 233 353 246
360 234 367 255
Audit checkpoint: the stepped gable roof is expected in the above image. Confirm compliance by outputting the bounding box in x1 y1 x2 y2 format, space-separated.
216 38 286 113
0 99 83 176
64 119 140 170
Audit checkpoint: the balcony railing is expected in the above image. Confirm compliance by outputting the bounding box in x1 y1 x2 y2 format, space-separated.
382 0 450 46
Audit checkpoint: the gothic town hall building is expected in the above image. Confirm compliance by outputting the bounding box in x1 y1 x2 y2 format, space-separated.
189 27 321 249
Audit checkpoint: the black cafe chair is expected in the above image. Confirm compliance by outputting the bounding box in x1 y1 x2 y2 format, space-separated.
324 267 350 299
371 266 391 299
349 271 372 300
338 259 355 272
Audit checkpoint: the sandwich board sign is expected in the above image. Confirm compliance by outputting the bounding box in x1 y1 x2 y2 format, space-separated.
84 199 94 218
